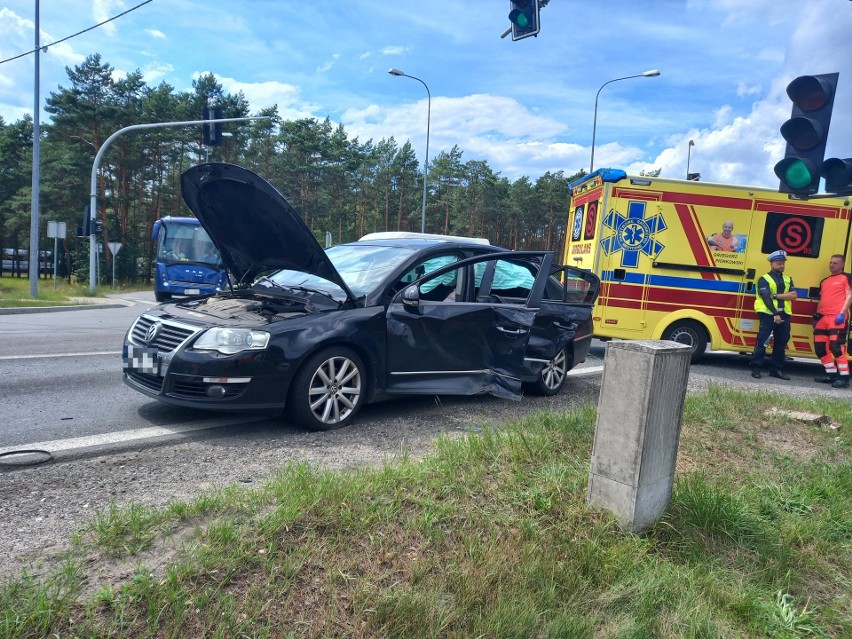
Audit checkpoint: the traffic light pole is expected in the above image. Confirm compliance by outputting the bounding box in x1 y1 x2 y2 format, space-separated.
88 116 269 294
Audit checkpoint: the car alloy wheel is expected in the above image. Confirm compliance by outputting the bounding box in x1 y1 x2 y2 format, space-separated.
541 348 568 391
289 347 365 431
526 347 571 396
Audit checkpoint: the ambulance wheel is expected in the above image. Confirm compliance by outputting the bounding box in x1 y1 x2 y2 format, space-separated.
661 320 707 363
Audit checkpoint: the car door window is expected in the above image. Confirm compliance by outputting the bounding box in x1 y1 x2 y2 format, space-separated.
544 266 601 304
474 258 537 302
399 254 460 300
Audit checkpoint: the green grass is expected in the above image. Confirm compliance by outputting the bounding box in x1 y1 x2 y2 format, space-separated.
1 387 849 638
0 275 145 307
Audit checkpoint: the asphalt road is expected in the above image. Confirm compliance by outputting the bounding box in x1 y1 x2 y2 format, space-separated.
0 292 833 457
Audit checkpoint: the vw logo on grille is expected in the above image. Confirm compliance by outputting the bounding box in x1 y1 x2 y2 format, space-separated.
145 321 162 344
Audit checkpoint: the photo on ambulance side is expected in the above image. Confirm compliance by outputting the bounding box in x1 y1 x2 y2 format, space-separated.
706 220 746 253
563 168 851 363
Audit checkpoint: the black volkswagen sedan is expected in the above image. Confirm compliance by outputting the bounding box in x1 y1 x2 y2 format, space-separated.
123 163 599 430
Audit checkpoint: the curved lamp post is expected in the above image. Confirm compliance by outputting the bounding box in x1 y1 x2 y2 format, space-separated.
590 69 660 173
389 68 431 233
686 139 695 179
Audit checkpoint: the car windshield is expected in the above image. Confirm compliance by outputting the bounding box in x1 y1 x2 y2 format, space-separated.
259 242 421 299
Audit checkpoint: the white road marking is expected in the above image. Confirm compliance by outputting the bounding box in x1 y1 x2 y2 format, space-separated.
0 415 268 456
0 351 122 361
568 365 603 376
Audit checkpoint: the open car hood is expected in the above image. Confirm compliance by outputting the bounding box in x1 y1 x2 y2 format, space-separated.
180 163 353 299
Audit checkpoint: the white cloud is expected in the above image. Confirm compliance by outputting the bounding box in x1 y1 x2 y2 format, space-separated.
92 0 125 37
215 76 321 121
144 29 166 40
316 54 340 74
141 62 174 85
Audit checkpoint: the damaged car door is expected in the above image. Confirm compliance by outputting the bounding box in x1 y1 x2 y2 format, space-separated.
384 252 553 399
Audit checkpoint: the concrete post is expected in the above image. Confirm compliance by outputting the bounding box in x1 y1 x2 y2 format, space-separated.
587 340 691 533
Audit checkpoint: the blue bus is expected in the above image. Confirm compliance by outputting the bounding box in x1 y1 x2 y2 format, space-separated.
152 216 228 302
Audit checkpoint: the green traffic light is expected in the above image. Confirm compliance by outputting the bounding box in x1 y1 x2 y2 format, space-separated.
509 9 530 28
783 160 815 189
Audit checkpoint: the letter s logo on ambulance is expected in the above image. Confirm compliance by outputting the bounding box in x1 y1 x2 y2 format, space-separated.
584 200 598 240
761 212 823 258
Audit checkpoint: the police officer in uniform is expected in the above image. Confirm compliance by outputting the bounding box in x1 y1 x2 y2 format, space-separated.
750 250 797 380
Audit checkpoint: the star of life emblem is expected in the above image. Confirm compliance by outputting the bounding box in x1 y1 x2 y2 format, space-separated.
599 201 666 268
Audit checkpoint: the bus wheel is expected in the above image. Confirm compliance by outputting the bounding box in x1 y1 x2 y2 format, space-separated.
155 292 170 302
661 320 708 363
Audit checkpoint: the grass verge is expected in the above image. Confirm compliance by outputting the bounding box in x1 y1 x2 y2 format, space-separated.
1 386 849 638
0 276 142 307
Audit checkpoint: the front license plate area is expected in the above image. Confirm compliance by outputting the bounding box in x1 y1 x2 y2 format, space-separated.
184 288 200 295
123 345 160 375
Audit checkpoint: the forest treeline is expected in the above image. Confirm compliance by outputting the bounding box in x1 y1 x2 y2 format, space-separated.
0 54 583 284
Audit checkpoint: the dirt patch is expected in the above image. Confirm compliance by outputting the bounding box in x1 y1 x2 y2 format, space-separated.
757 423 822 460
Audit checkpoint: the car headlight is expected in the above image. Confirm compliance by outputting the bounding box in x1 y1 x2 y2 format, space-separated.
192 328 270 355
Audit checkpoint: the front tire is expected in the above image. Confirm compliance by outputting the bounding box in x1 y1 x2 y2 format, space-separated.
154 291 170 302
526 347 572 396
661 320 708 363
287 347 365 431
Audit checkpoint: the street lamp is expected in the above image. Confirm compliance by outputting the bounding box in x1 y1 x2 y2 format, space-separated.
589 69 660 173
686 139 694 179
389 68 431 233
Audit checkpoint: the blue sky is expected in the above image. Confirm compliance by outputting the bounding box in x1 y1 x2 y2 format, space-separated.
2 0 852 189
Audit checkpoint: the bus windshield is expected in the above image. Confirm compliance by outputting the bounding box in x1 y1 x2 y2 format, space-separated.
156 220 223 267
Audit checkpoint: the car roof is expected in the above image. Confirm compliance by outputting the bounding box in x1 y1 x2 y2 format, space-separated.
358 231 492 245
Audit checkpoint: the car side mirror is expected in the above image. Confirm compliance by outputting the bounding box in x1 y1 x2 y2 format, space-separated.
402 284 420 311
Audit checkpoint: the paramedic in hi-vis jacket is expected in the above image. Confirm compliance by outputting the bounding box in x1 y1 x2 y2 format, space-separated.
813 254 852 388
750 250 797 380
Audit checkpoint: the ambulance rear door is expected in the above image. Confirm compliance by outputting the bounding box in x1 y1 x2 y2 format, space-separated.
594 184 664 333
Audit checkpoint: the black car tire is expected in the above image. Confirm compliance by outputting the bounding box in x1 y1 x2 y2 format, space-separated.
661 320 708 363
154 292 170 302
287 347 366 431
526 346 571 396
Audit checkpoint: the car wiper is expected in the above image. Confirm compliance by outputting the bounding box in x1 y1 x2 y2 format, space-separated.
278 284 341 307
254 277 340 309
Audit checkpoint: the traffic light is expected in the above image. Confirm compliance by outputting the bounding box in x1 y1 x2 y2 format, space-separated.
203 106 223 146
774 72 838 195
820 157 852 195
508 0 540 41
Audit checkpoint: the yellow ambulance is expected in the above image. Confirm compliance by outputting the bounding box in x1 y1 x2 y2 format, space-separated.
563 169 851 362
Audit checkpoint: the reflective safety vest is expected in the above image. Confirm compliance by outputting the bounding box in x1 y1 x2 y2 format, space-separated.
754 273 792 315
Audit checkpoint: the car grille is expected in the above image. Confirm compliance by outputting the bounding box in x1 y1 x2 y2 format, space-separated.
129 315 199 352
125 317 250 402
125 371 163 393
170 377 249 400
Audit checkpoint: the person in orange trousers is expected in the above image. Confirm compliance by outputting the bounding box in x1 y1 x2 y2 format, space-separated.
813 254 852 388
